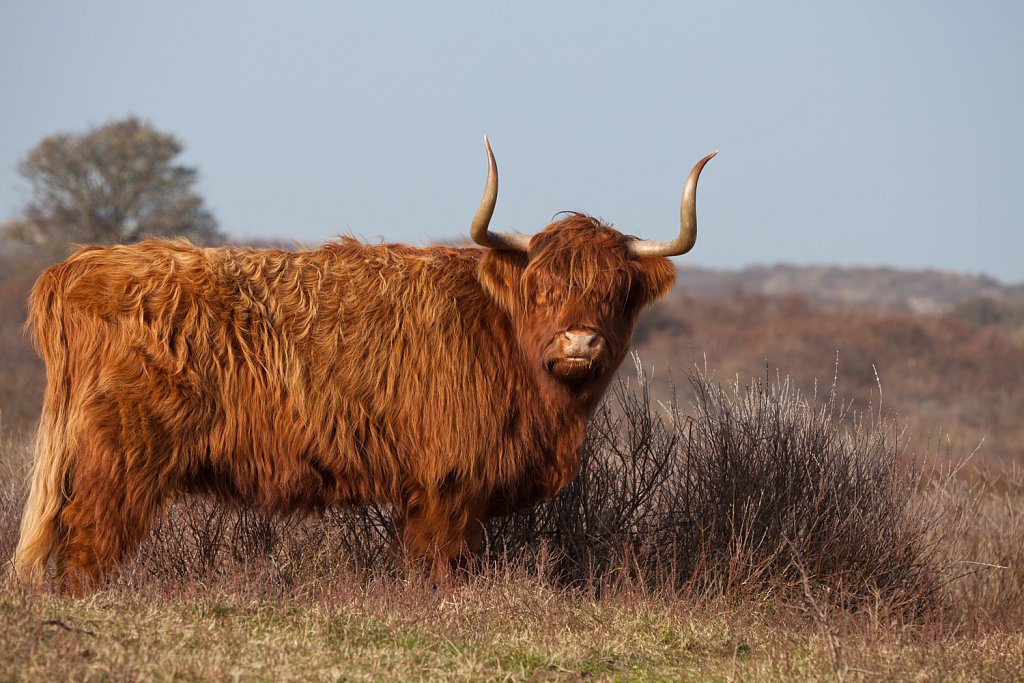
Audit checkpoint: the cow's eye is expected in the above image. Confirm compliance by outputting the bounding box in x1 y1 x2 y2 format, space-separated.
534 287 556 306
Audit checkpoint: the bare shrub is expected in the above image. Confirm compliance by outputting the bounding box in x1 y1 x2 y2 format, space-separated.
486 360 962 614
122 499 399 591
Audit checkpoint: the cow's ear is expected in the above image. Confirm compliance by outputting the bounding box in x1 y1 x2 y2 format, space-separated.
631 256 677 308
479 250 529 315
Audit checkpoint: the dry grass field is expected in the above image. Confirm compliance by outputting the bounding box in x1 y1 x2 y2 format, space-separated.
2 260 1023 681
2 370 1024 681
3 574 1023 681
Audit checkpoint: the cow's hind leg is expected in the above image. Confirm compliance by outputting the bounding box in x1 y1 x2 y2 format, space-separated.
54 438 171 594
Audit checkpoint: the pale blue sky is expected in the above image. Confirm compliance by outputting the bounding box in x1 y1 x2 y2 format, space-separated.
1 2 1022 282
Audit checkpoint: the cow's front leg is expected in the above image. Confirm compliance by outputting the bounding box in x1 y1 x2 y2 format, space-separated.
400 488 484 583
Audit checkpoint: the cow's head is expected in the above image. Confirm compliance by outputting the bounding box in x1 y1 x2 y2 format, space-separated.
473 138 715 394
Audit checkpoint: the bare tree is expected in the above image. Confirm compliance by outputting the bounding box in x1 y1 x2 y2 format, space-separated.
3 117 221 257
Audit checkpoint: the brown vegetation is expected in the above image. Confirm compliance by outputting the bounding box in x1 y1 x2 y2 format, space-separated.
634 291 1024 465
0 267 43 431
676 263 1024 314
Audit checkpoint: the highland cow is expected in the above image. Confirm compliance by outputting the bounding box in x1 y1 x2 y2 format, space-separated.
14 138 715 592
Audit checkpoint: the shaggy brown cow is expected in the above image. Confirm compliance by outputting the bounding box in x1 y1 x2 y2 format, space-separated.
14 139 715 592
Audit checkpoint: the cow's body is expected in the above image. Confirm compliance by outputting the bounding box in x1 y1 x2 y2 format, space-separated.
14 144 713 592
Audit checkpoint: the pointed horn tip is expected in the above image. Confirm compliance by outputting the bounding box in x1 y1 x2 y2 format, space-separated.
687 151 717 178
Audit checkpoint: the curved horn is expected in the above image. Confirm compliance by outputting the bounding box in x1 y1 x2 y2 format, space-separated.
469 136 531 252
627 151 717 259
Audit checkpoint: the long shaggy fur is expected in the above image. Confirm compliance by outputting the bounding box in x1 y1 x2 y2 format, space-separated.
14 214 676 591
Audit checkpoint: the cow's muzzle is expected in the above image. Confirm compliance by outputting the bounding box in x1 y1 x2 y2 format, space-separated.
545 329 606 383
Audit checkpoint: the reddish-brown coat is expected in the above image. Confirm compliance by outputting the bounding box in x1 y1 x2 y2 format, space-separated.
14 213 675 591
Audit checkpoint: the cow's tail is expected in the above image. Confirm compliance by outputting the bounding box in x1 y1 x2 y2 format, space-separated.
13 267 75 586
